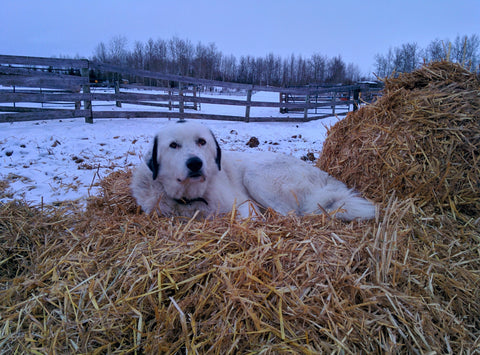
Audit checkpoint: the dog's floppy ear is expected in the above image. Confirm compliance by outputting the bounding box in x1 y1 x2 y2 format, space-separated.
147 135 160 180
210 130 222 171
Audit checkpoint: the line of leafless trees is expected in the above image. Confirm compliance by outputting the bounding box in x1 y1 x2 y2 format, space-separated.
374 34 480 77
92 36 364 86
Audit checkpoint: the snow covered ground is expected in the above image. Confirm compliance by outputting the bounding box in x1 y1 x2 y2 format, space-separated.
0 90 344 207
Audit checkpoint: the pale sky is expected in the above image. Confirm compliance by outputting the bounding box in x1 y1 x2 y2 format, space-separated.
1 0 479 76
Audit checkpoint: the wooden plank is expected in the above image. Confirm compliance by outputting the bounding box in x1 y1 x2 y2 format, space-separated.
0 92 85 103
0 109 342 124
302 112 348 122
180 95 353 109
0 91 354 110
0 106 74 113
120 81 368 98
91 61 366 96
91 62 255 92
0 75 86 89
0 109 89 122
90 110 309 122
0 87 73 94
119 83 196 94
92 110 244 121
0 66 87 81
0 54 89 68
119 100 194 109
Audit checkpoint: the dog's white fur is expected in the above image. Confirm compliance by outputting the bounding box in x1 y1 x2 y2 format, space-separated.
130 121 375 220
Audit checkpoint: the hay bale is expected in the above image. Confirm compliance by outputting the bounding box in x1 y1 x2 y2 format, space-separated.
87 169 138 215
1 169 480 353
318 61 480 220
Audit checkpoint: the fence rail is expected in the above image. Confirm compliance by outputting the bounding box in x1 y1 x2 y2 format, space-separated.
0 54 381 123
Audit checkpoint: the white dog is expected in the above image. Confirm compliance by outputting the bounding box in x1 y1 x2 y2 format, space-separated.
130 121 375 220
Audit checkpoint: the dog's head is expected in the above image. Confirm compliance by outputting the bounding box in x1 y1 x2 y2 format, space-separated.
145 121 222 199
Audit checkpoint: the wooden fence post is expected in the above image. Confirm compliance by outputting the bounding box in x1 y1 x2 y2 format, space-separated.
74 86 81 110
81 67 92 124
193 87 198 111
245 89 252 122
331 91 336 116
304 94 310 120
353 88 360 111
179 83 184 114
115 78 122 108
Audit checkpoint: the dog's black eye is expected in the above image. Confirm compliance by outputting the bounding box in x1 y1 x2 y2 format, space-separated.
197 138 206 146
169 142 178 149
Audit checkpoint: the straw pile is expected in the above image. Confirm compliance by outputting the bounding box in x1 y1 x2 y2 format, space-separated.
318 61 480 221
1 167 479 353
1 63 480 352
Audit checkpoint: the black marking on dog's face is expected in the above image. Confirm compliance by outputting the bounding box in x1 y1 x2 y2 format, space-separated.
147 135 160 180
210 130 222 171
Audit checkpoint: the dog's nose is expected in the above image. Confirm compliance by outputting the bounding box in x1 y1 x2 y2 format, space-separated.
186 157 203 172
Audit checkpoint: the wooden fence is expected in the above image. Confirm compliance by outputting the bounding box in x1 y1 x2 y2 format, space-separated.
0 54 381 123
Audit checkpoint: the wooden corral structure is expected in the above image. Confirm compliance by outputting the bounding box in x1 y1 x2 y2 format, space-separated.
0 54 380 123
279 82 382 117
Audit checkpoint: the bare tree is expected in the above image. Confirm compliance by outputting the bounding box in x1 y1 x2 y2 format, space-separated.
310 53 327 83
194 42 222 80
393 42 422 73
153 39 168 73
451 34 480 68
92 35 374 85
237 56 250 84
376 34 479 77
143 38 154 71
327 56 346 83
108 35 128 65
169 37 194 76
131 41 144 69
425 38 449 62
220 55 237 82
264 53 281 86
374 43 422 76
92 42 108 63
345 63 362 83
374 52 389 78
296 56 308 85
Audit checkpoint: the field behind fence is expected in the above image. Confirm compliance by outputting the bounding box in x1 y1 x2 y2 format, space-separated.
0 54 381 123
